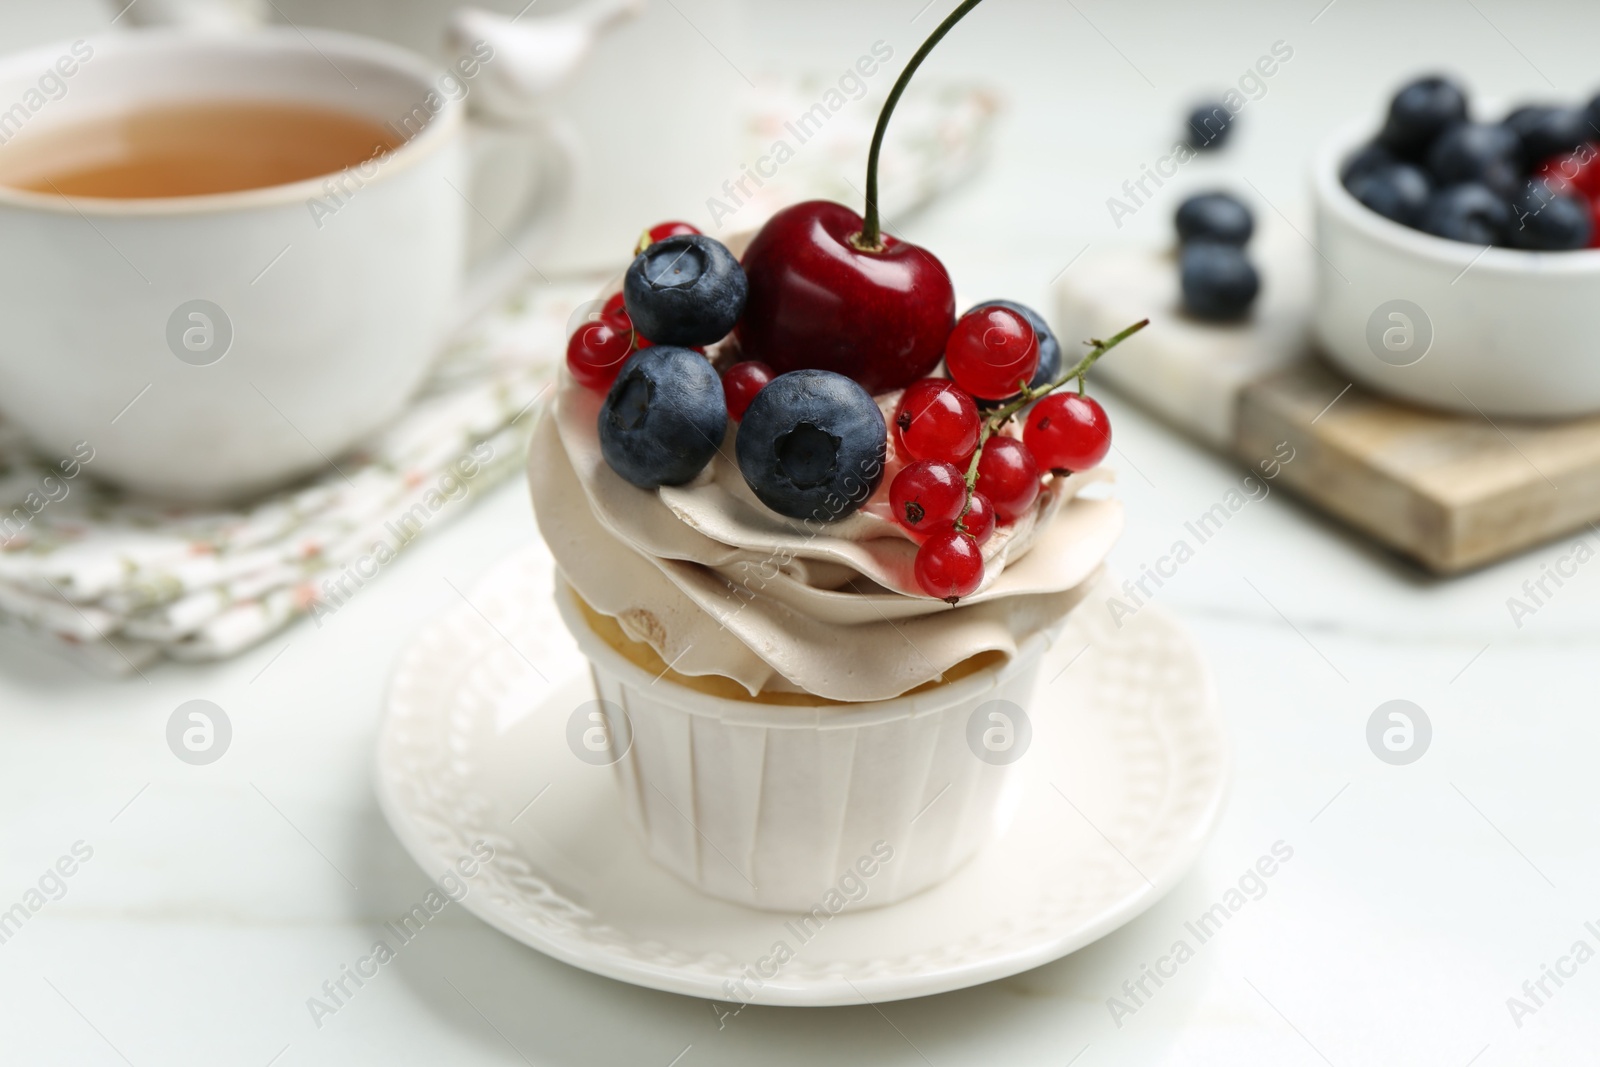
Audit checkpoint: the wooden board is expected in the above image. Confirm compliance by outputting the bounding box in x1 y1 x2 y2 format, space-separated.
1054 236 1600 574
1237 361 1600 572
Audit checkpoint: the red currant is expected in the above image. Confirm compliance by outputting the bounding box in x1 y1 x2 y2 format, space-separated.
1539 146 1600 198
944 306 1039 401
722 361 775 421
1025 392 1111 473
567 321 634 392
889 460 966 539
894 379 980 464
976 436 1040 522
914 529 983 603
602 291 630 327
958 490 995 545
636 220 701 254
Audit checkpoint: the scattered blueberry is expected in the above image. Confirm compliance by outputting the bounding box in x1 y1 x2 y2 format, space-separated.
1175 192 1254 246
1503 105 1589 165
1346 163 1432 226
735 369 886 522
1342 141 1398 185
1186 102 1233 150
1378 75 1469 159
1427 123 1522 198
1508 179 1592 250
1419 183 1510 245
623 234 748 347
1585 93 1600 144
967 300 1061 391
598 346 727 489
1180 243 1260 321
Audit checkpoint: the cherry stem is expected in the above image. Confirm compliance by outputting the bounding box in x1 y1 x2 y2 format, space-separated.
858 0 988 251
958 317 1149 517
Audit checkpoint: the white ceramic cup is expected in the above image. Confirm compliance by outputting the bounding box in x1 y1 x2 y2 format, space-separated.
1312 119 1600 419
0 29 469 501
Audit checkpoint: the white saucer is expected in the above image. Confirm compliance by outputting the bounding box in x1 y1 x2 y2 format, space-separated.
374 545 1230 1007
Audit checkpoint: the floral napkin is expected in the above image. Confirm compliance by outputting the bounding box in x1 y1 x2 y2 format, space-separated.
0 79 997 674
0 290 565 673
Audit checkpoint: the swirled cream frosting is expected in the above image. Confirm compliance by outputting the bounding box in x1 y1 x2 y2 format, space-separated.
530 356 1121 702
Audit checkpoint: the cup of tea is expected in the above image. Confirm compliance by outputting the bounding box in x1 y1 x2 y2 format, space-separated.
121 0 743 277
0 28 498 501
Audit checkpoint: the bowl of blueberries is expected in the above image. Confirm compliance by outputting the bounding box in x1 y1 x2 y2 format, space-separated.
1313 75 1600 418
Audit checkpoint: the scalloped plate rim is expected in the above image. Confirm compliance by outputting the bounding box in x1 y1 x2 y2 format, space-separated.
373 550 1230 1007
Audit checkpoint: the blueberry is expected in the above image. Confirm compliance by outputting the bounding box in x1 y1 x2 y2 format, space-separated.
598 346 727 489
1586 93 1600 145
1179 243 1259 321
1346 163 1432 226
1419 183 1510 245
735 370 886 522
1174 192 1254 246
1378 75 1468 159
1508 180 1592 250
1342 141 1398 185
1503 105 1589 165
1427 123 1522 198
623 234 747 347
1186 102 1233 150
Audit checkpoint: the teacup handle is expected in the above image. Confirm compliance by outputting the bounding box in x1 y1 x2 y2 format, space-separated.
444 2 639 297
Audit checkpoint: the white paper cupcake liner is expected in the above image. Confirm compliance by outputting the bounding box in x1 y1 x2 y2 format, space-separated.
555 578 1053 911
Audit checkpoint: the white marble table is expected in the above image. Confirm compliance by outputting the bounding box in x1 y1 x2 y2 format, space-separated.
5 0 1600 1063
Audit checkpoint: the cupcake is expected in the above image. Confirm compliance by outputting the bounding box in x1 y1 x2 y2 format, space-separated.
530 224 1135 910
530 2 1145 910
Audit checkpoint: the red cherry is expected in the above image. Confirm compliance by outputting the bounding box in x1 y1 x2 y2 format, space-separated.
737 200 956 395
944 306 1039 401
1588 197 1600 249
566 321 633 392
889 460 966 540
914 529 983 603
894 379 980 464
959 490 995 545
976 436 1040 522
636 220 701 254
1025 393 1111 473
722 361 775 421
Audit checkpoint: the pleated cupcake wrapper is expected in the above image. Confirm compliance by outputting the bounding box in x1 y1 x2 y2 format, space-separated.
556 579 1049 912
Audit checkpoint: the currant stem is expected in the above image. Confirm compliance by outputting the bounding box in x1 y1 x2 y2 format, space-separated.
859 0 988 250
958 317 1149 513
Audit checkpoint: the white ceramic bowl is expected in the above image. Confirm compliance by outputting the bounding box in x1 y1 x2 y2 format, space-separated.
555 580 1051 912
1312 120 1600 419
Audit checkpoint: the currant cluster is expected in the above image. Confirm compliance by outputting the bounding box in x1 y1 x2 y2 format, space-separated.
889 302 1141 603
